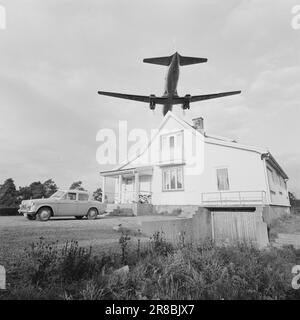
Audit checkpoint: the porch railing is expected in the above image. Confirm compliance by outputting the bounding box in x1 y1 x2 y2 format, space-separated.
201 191 267 206
104 191 152 204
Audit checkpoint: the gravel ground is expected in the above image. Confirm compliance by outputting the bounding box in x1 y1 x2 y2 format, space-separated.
0 215 176 266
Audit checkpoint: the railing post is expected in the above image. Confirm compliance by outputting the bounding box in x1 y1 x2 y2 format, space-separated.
135 172 139 203
102 176 106 203
118 175 122 203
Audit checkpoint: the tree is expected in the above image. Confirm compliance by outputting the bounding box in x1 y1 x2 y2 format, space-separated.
17 185 32 203
43 179 58 198
0 178 18 207
29 181 44 199
69 181 86 191
289 191 297 202
93 188 102 202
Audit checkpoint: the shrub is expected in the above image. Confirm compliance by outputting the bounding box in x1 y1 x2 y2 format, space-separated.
2 236 300 300
0 207 19 216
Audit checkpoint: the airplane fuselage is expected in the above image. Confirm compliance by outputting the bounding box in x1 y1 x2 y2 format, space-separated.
163 52 180 115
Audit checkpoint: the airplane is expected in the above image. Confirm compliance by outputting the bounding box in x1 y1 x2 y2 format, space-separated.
98 52 241 116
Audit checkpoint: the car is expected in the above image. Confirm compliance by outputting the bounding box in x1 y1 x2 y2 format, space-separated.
18 190 106 221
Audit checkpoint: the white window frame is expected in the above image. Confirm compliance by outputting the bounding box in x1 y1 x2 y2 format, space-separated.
162 165 184 192
160 130 184 164
267 167 276 193
216 167 230 191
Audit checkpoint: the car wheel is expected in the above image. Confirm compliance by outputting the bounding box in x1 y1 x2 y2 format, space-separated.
87 208 98 220
37 207 51 221
75 216 84 220
26 214 36 221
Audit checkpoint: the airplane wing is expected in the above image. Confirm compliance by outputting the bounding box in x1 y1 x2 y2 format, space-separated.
98 91 167 104
189 91 241 102
171 91 241 104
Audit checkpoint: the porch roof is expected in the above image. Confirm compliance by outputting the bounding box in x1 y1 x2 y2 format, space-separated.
100 165 153 177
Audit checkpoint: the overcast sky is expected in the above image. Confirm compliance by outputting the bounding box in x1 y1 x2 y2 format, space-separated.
0 0 299 196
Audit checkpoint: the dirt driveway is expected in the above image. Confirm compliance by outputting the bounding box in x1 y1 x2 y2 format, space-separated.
0 215 173 266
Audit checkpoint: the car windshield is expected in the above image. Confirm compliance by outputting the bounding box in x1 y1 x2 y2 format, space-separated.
50 191 65 199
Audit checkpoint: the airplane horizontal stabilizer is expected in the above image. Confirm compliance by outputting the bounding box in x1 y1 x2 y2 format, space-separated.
143 55 173 66
179 54 208 66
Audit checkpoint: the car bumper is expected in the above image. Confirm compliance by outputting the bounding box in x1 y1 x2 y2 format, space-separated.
18 209 37 216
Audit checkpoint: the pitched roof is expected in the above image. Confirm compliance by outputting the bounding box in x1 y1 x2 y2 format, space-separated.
100 111 288 179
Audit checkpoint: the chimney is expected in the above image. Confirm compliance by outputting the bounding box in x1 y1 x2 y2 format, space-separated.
192 117 204 134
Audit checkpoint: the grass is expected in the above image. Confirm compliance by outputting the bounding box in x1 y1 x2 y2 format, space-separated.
1 232 300 300
269 214 300 240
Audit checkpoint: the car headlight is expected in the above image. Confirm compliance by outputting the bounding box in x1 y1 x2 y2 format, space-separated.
28 201 36 211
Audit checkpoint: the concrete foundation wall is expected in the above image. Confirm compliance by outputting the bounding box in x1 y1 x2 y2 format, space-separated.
152 205 201 216
141 208 212 243
136 203 154 216
141 207 269 248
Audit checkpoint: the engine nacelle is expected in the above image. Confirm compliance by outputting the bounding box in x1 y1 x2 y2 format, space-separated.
149 94 156 110
182 94 191 110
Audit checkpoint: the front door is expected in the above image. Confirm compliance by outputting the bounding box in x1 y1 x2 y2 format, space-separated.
122 178 134 203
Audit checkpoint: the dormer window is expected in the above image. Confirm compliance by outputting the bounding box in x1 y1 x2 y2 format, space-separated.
160 130 183 164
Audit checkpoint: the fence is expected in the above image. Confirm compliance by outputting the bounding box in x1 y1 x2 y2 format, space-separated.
201 191 267 206
104 191 152 204
0 207 19 216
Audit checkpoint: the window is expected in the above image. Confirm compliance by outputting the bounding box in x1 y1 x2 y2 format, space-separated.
216 168 229 191
50 191 65 199
170 136 175 161
67 192 77 200
160 131 183 163
162 166 184 191
78 193 89 201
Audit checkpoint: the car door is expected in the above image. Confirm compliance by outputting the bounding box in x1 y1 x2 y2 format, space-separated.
77 193 90 216
56 192 79 216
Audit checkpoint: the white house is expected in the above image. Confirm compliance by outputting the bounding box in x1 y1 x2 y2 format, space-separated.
100 112 290 218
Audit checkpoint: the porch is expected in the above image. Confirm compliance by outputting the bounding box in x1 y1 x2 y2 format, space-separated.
100 166 153 205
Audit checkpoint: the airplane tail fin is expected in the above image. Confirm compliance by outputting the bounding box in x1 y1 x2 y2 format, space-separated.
143 53 208 66
143 55 172 66
179 54 207 66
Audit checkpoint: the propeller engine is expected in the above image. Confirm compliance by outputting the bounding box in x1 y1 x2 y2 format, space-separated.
182 94 191 110
149 94 156 110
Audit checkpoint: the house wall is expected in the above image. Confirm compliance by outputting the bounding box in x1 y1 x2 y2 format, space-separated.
117 113 290 210
265 162 290 207
139 175 151 193
151 133 269 206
